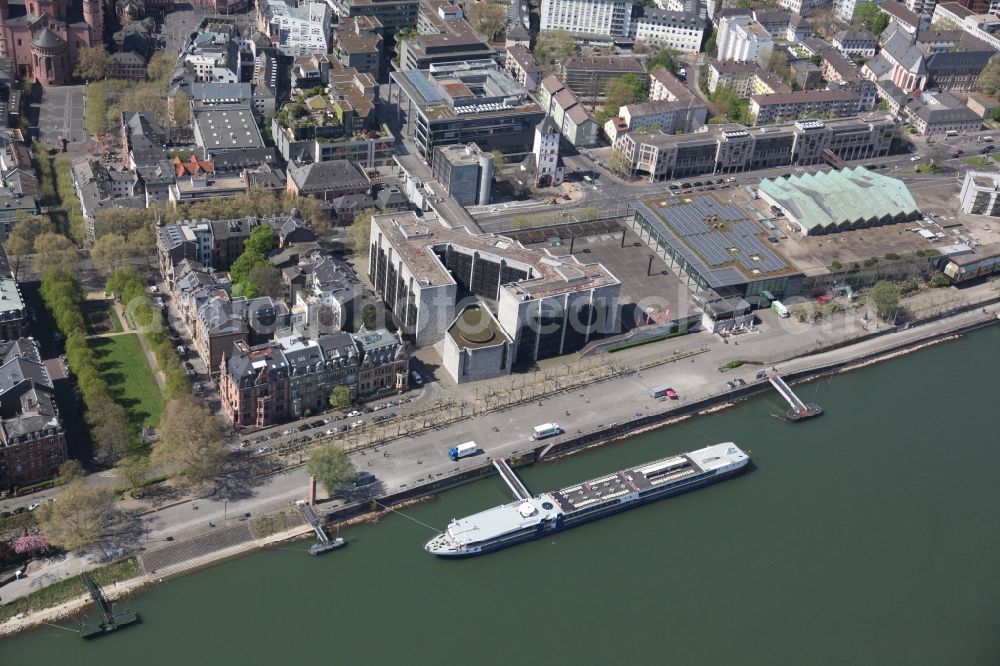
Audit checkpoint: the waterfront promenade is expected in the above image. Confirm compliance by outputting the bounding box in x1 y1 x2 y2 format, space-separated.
1 283 998 625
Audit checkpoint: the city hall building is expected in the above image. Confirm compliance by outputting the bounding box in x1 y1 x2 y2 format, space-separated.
369 212 621 367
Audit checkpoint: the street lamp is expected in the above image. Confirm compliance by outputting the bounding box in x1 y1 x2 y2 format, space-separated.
224 499 228 521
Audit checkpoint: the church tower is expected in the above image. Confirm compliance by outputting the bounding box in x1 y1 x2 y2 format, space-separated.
82 0 103 44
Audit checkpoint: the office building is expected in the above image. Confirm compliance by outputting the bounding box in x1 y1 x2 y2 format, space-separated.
430 143 494 206
540 0 634 37
391 60 545 160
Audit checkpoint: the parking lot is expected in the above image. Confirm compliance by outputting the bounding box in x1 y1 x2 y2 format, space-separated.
35 86 87 153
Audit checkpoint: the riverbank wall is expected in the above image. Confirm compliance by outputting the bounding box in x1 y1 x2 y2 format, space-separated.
2 307 996 638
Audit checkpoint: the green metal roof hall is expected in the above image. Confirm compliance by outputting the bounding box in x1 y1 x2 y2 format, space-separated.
757 166 920 235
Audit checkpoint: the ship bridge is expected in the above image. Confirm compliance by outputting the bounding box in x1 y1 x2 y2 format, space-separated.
493 457 531 500
768 373 823 421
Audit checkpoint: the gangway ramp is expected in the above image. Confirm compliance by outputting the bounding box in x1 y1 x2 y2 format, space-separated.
493 457 531 500
768 373 822 421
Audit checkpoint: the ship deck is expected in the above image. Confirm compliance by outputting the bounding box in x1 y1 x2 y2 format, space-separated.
551 455 704 513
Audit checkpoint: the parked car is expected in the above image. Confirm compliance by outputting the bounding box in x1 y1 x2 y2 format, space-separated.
347 410 361 418
410 370 423 386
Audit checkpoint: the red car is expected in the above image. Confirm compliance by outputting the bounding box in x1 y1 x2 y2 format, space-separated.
665 388 679 399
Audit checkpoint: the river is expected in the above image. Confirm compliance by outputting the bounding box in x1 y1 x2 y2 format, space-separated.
3 326 999 664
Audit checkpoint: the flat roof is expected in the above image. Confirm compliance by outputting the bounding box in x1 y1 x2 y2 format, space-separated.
0 277 23 313
193 107 264 150
372 212 619 299
630 194 797 289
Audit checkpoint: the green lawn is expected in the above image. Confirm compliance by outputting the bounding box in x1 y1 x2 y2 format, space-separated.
88 334 164 427
961 155 996 168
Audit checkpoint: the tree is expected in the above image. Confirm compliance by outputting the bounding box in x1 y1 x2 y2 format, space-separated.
4 214 53 277
329 385 352 410
55 459 86 485
305 442 356 495
533 29 577 65
709 85 752 125
348 209 374 256
153 395 227 485
767 50 793 85
172 90 192 126
118 454 151 491
603 74 649 119
704 27 717 56
978 55 1000 98
146 51 176 85
229 250 268 286
608 148 631 176
868 281 901 320
248 264 284 298
74 46 109 81
244 225 275 256
647 48 679 74
92 233 136 276
361 303 378 330
36 481 115 551
14 534 50 554
853 2 888 35
467 1 507 41
33 232 79 275
86 394 137 463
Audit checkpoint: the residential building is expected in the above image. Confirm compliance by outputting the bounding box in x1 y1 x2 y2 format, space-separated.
275 59 381 162
157 214 316 287
707 61 758 96
121 111 167 169
286 160 372 200
630 9 705 52
966 93 999 119
106 51 147 80
908 91 982 135
250 51 280 119
618 69 708 134
391 60 545 160
832 29 877 58
751 69 792 96
791 60 823 91
531 117 564 188
538 76 601 148
0 0 103 86
354 328 409 396
255 0 331 57
506 0 531 46
219 332 359 427
400 0 495 70
0 276 27 341
960 171 1000 216
931 1 974 27
369 212 621 364
905 0 938 14
287 252 362 330
758 166 920 235
717 16 773 66
333 16 383 75
430 143 494 206
178 18 242 84
329 0 420 37
961 13 1000 50
558 56 646 101
504 44 542 92
834 0 869 22
71 159 144 235
774 0 828 14
750 89 861 125
0 338 66 490
540 0 634 37
194 294 290 373
611 114 896 181
878 1 928 34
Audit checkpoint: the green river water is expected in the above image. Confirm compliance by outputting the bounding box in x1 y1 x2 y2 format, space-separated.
3 326 999 664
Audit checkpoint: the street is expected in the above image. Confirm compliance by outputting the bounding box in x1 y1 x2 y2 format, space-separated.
2 278 997 603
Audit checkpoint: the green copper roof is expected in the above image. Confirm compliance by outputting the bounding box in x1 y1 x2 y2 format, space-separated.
758 166 919 234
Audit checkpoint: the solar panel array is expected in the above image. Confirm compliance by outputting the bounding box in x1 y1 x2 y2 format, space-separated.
404 70 444 104
655 197 788 274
